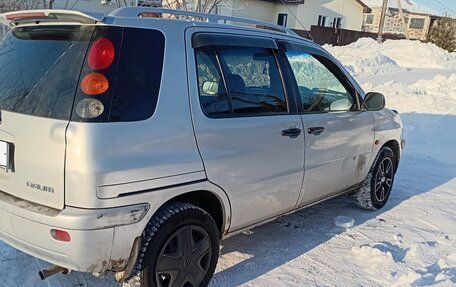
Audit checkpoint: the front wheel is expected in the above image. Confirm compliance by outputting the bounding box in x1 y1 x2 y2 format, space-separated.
352 146 396 210
123 202 220 287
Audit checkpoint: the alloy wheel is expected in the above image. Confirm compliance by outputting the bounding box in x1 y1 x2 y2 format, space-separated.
374 157 394 202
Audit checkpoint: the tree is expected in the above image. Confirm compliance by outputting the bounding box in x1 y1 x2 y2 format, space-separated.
0 0 43 12
161 0 222 13
43 0 56 9
428 16 456 53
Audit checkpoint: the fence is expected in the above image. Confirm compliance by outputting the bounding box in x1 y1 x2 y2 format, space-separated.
294 25 406 46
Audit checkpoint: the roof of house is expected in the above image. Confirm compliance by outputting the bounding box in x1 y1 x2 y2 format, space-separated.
362 0 437 15
355 0 373 13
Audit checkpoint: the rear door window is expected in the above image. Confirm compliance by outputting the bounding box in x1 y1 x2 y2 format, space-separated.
195 44 288 117
196 47 231 117
219 47 287 115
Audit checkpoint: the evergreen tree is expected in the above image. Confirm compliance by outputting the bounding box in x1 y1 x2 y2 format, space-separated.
428 16 456 53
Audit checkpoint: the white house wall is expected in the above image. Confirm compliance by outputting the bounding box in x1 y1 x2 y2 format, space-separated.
221 0 364 31
296 0 365 30
274 4 299 29
221 0 299 29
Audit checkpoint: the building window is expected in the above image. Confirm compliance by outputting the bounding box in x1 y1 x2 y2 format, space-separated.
332 17 342 28
278 13 288 27
215 4 221 15
318 15 327 27
409 18 425 29
365 14 374 24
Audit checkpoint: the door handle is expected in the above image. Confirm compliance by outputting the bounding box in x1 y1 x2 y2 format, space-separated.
307 127 325 135
281 127 302 138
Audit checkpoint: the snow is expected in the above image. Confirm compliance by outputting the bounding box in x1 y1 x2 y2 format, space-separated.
324 38 456 76
1 38 456 286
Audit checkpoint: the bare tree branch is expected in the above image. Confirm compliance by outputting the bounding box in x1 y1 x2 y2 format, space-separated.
0 0 49 12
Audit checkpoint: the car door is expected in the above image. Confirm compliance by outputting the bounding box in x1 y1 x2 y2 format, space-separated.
186 31 305 231
277 41 375 206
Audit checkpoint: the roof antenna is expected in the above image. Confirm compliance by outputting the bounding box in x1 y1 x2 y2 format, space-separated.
279 0 314 41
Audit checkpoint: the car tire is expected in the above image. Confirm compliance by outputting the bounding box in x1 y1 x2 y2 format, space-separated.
352 146 395 210
122 202 220 287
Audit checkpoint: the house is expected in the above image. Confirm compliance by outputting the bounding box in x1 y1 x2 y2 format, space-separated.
361 0 438 40
2 0 371 32
219 0 371 31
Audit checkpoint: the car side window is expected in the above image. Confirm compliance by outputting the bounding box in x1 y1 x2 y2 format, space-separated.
217 47 287 115
285 50 354 112
195 47 231 117
195 45 288 117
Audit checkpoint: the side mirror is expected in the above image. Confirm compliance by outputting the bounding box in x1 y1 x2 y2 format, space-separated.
330 98 353 111
363 92 385 111
201 81 219 95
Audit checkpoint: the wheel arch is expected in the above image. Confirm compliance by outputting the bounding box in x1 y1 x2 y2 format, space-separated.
118 185 230 281
135 181 231 237
162 190 227 236
383 139 400 173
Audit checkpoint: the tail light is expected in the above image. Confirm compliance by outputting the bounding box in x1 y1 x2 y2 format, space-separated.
75 98 105 119
76 35 117 119
81 73 109 95
88 38 115 70
50 229 71 242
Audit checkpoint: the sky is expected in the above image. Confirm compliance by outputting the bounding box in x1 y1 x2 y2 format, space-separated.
412 0 456 16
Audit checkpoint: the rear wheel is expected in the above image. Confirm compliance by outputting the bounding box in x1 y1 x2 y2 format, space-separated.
122 202 220 287
352 146 395 210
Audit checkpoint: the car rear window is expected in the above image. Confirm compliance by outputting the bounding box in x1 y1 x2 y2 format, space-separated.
0 25 93 120
0 25 166 122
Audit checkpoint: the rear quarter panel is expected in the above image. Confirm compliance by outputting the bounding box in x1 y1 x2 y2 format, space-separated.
65 22 205 208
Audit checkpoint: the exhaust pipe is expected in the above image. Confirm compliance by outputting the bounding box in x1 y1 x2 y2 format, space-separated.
39 265 70 280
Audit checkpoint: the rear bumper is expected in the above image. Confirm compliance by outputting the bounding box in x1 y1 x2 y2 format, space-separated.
0 191 148 273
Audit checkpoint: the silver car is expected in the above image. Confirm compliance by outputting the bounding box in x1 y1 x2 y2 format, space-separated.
0 7 404 287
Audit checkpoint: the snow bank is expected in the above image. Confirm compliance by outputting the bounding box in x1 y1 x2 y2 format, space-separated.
362 74 456 115
324 38 456 76
352 245 396 270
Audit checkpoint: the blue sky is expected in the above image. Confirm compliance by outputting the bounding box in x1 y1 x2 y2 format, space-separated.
413 0 456 16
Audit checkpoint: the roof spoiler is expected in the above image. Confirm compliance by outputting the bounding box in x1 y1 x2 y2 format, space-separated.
0 10 103 27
